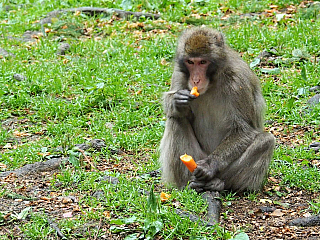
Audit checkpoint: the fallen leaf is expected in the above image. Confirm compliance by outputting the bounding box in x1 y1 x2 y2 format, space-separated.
268 177 278 183
135 90 142 95
13 131 30 137
270 209 284 217
40 197 51 201
260 198 273 204
273 186 281 191
0 163 7 169
3 143 13 149
160 58 168 66
103 211 111 218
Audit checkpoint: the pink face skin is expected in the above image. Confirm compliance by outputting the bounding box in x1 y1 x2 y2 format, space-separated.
185 57 210 94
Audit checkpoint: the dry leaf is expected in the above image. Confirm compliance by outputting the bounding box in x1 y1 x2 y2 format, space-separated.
103 211 111 218
3 143 12 149
0 163 7 169
260 198 273 204
37 152 50 157
269 209 284 217
135 90 142 95
61 197 73 204
40 197 51 201
13 131 30 137
268 177 278 183
273 186 281 191
160 58 168 66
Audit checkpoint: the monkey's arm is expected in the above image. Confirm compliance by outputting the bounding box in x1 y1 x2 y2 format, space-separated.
192 128 258 181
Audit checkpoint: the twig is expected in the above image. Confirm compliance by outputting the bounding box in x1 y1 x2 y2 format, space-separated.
92 218 102 240
47 218 66 239
77 148 96 170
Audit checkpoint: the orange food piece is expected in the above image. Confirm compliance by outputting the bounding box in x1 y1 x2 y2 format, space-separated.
180 154 197 172
190 86 200 97
160 192 171 202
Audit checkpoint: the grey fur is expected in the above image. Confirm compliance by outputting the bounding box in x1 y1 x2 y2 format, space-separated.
159 27 275 192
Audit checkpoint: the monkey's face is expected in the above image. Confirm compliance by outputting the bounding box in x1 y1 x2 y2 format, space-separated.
185 57 210 94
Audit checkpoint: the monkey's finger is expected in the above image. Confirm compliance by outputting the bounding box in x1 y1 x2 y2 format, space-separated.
174 95 190 101
175 100 191 107
193 167 207 178
189 181 205 190
203 178 225 191
176 89 191 95
176 90 197 100
195 170 215 181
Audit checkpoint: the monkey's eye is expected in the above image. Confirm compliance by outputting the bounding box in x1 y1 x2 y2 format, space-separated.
200 60 207 64
186 60 194 64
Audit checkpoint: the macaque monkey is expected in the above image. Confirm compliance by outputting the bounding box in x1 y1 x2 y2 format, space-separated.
159 27 275 193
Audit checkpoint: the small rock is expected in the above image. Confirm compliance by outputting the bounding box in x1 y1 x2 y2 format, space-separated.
105 122 114 129
57 43 70 55
0 48 15 58
258 50 272 59
53 146 64 153
307 94 320 106
265 119 274 125
74 143 90 151
13 74 27 81
102 175 119 185
22 31 42 42
147 169 161 178
308 142 320 153
92 190 104 199
260 206 276 213
90 139 106 149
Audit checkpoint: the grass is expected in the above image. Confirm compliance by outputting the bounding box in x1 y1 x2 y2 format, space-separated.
1 0 320 239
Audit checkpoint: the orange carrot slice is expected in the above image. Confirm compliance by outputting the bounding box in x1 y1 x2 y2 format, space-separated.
160 192 171 202
190 86 200 97
180 154 197 172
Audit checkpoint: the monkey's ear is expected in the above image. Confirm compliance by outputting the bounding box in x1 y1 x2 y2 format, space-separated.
213 32 224 47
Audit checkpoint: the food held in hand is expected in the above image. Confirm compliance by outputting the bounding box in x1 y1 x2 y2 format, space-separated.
190 86 200 97
180 154 197 172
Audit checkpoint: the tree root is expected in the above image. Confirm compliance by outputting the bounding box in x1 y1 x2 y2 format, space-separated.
0 157 68 178
40 7 160 24
288 215 320 227
175 191 221 226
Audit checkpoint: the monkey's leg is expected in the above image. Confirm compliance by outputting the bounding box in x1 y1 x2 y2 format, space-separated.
218 132 275 192
160 117 207 188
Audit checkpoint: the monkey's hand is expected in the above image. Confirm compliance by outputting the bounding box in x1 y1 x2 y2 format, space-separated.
173 89 197 112
189 159 224 192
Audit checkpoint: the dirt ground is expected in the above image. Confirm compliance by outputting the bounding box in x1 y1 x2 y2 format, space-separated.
1 163 320 239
